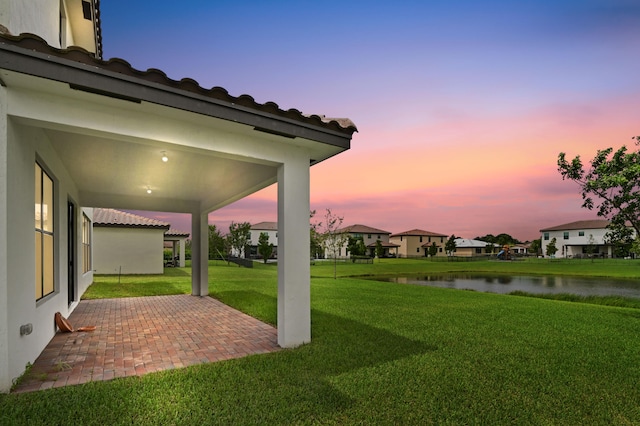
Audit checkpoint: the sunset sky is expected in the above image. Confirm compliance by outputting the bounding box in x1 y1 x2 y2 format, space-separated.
101 0 640 241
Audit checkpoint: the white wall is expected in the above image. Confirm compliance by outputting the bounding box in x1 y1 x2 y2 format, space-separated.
250 229 278 246
0 0 61 48
93 227 165 274
541 228 612 258
1 117 91 391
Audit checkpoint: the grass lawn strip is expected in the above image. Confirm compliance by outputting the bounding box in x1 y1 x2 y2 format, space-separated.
1 259 639 424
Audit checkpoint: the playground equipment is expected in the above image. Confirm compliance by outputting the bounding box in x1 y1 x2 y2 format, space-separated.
496 245 511 260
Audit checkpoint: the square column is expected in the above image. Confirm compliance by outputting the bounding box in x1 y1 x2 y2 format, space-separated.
191 211 209 296
179 238 186 267
0 86 9 392
277 155 311 347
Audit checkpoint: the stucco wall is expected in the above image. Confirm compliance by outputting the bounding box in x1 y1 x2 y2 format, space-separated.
0 0 60 48
93 227 165 274
2 117 91 391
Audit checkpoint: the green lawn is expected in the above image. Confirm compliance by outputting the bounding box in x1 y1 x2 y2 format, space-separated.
2 259 640 424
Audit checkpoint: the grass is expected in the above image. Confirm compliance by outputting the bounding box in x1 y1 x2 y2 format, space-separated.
2 259 640 424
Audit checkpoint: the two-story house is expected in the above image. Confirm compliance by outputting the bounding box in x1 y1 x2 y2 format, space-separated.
334 224 399 258
390 229 448 258
539 220 622 258
248 221 278 259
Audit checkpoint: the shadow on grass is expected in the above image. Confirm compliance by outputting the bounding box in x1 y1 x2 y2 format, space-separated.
2 290 436 424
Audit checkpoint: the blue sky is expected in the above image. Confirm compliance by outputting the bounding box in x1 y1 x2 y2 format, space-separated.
101 0 640 240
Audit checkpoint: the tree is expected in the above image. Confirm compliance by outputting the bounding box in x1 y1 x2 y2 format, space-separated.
529 239 541 256
557 137 640 237
347 236 366 257
485 242 495 254
317 209 348 279
257 232 274 264
208 224 226 260
445 235 457 257
375 239 384 259
310 210 324 259
604 224 633 258
546 237 558 258
228 221 251 260
585 234 597 262
428 242 438 257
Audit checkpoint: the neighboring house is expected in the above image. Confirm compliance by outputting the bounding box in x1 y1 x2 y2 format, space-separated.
390 229 448 258
165 229 190 268
93 208 188 274
0 1 356 392
336 224 399 258
510 243 531 255
248 221 278 259
453 238 491 257
539 220 622 258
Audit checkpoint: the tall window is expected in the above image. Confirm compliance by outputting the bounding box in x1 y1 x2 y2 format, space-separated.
82 213 91 273
563 232 569 240
544 232 549 240
35 163 54 300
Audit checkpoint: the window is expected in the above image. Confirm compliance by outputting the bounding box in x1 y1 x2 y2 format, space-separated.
82 213 91 273
440 237 444 243
367 234 372 239
544 232 549 240
439 247 443 252
416 248 420 253
419 236 423 243
475 248 482 254
563 232 569 240
35 163 54 300
578 231 585 237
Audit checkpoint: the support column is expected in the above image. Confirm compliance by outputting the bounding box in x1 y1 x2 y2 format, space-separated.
277 154 311 348
190 211 209 296
0 85 9 392
179 238 186 267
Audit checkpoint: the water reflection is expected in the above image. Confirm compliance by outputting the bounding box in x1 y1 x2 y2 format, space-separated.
376 274 640 298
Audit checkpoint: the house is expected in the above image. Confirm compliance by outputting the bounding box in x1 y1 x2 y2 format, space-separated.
93 208 189 274
0 0 356 392
248 221 278 259
335 224 399 258
453 238 491 257
390 229 448 258
539 220 622 258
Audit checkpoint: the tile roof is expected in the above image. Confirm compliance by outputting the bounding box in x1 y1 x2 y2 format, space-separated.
338 224 391 235
251 221 278 231
93 208 170 229
454 238 488 248
366 241 400 248
94 0 103 58
0 33 357 136
539 220 610 232
390 229 448 238
165 228 190 238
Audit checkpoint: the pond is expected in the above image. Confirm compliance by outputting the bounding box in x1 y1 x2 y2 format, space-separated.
371 274 640 298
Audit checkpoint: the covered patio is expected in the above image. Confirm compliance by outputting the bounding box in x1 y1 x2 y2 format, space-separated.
0 32 356 392
12 295 279 393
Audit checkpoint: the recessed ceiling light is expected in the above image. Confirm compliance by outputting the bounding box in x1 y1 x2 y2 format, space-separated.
161 151 169 162
146 186 152 194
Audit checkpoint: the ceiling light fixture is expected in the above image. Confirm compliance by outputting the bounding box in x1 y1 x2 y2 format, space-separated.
161 151 169 162
146 186 152 194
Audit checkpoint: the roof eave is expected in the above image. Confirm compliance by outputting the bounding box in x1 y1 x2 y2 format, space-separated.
0 35 356 149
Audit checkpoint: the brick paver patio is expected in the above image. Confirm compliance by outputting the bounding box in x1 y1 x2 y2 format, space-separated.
13 295 280 393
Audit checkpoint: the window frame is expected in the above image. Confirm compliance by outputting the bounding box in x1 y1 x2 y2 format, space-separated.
82 213 91 274
35 162 55 301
